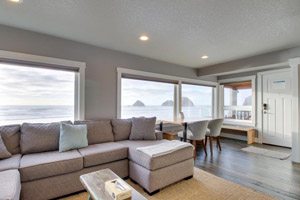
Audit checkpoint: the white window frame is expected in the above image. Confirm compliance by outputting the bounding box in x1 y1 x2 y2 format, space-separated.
117 67 218 120
218 75 256 126
0 50 86 120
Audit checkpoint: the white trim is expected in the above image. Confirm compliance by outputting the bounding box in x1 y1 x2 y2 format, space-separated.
0 50 86 120
290 58 300 163
257 68 292 145
200 62 289 77
117 67 218 86
218 75 256 127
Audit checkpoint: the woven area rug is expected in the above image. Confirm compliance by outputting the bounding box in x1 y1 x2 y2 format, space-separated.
61 168 274 200
241 146 291 160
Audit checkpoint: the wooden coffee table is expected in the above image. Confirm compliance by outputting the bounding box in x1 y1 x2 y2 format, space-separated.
80 169 147 200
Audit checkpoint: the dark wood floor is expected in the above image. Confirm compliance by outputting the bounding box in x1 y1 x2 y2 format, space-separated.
194 138 300 200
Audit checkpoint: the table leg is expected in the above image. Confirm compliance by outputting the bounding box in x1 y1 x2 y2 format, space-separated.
183 122 188 142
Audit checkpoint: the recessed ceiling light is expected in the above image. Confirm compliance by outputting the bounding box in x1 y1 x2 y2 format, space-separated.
139 35 149 41
201 55 208 59
8 0 23 3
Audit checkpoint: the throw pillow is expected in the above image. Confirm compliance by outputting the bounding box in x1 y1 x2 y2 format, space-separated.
129 117 156 140
59 123 88 152
0 135 12 159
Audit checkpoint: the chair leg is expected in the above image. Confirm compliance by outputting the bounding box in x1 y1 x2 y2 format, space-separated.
192 140 197 159
209 136 213 156
205 136 208 147
201 140 207 156
217 136 222 151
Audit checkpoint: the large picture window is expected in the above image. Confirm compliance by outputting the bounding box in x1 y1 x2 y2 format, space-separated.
220 78 255 125
121 78 175 120
0 63 76 125
118 69 217 122
181 84 213 121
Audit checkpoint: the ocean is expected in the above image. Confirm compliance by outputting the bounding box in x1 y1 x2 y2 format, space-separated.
0 105 74 125
121 105 212 121
0 105 212 125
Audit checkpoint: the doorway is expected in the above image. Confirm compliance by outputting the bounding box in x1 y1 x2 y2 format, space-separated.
258 69 292 147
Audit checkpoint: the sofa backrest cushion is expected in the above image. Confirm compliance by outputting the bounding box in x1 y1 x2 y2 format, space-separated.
0 125 21 155
0 135 12 159
74 120 114 144
21 122 65 154
111 119 132 141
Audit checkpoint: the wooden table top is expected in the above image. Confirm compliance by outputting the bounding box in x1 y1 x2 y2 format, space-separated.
80 169 147 200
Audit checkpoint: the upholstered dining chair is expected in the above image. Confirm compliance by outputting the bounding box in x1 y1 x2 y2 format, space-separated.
178 120 209 159
205 118 224 156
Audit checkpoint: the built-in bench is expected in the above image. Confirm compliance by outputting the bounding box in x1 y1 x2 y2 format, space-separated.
221 124 256 144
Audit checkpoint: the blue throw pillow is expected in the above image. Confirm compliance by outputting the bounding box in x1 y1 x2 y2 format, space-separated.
59 123 88 152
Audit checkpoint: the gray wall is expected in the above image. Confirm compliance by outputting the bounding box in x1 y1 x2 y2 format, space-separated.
197 47 300 77
0 25 216 119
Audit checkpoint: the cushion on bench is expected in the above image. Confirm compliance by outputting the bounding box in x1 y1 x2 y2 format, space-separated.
0 170 21 200
78 142 128 167
0 154 21 172
117 140 193 170
20 150 83 182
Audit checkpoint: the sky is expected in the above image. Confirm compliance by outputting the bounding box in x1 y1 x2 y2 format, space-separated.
0 63 75 106
121 78 213 106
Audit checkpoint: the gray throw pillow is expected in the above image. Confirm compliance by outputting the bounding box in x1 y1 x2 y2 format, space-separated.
0 136 12 159
59 123 88 152
129 117 156 140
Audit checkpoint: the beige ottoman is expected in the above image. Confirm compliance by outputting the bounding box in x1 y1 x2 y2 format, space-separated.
117 140 194 194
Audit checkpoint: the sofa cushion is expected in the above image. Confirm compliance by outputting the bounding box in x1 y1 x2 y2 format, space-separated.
20 150 83 182
112 119 132 141
0 124 21 154
74 120 114 144
78 142 128 167
21 122 62 154
0 135 12 159
129 117 156 140
59 123 88 152
0 154 21 172
117 140 193 170
0 170 21 200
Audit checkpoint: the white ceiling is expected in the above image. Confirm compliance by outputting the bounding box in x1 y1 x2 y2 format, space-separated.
0 0 300 68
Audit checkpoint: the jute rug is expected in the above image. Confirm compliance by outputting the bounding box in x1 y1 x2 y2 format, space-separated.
241 146 291 160
61 168 274 200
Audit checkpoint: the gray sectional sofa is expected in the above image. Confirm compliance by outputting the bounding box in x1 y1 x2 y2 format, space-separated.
0 119 194 200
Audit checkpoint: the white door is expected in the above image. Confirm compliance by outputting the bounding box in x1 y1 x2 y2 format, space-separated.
261 69 292 147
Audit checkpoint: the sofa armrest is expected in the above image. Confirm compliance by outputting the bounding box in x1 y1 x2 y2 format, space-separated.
155 130 163 140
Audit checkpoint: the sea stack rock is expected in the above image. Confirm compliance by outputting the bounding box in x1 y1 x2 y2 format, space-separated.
161 100 174 106
132 100 145 107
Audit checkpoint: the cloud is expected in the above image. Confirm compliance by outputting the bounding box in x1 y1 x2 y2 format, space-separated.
0 63 75 105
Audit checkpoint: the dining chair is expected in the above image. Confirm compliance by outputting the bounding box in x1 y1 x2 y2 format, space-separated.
205 118 224 156
178 120 209 159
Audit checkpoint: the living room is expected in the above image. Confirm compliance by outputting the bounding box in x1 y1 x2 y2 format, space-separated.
0 1 300 200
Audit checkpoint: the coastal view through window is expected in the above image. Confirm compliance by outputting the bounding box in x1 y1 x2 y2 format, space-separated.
223 81 252 123
181 84 213 121
121 78 175 120
121 78 214 121
0 63 75 125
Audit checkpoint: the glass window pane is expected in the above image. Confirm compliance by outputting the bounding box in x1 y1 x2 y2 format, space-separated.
121 78 174 120
0 63 75 125
181 84 213 121
223 81 252 123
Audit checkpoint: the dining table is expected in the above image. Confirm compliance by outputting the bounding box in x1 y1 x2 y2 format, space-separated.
158 118 213 142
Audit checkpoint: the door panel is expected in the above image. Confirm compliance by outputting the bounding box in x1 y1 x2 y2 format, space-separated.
262 70 292 147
